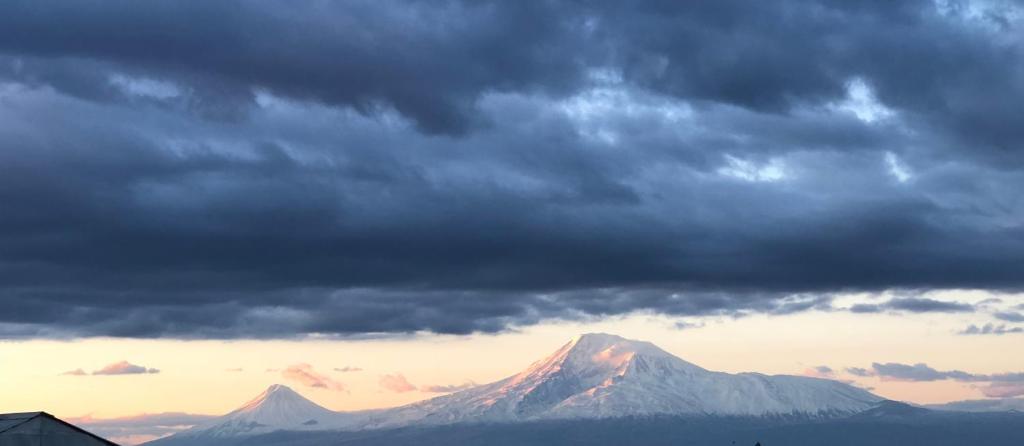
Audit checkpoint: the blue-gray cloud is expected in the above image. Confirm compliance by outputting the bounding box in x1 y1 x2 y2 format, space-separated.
848 298 975 314
960 323 1024 336
994 312 1024 323
866 362 1024 397
871 362 977 382
0 0 1023 338
845 367 873 377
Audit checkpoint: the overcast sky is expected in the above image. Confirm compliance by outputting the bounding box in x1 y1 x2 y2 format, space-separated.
2 0 1023 339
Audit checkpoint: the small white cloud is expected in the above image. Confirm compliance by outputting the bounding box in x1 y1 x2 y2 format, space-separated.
884 152 912 183
109 74 181 100
717 155 787 182
833 78 894 123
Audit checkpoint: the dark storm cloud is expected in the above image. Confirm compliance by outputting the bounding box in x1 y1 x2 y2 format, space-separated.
0 0 589 134
1 0 1024 338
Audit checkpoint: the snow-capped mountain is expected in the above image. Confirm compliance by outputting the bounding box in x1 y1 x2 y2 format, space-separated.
149 333 885 444
152 384 357 443
365 333 882 427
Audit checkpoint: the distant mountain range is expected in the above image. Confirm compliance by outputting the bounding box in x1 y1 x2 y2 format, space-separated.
146 333 1023 446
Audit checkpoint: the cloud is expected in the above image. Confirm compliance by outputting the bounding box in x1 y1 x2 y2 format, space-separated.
864 361 1024 398
845 367 874 377
673 320 706 330
67 412 216 446
1 1 1024 339
849 304 884 314
871 362 976 382
334 366 362 373
802 366 835 379
959 323 1024 335
281 363 346 391
847 298 974 314
421 381 478 393
61 368 87 376
994 311 1024 323
91 361 159 375
225 367 243 372
884 298 974 313
976 297 1003 307
379 373 417 393
980 382 1024 398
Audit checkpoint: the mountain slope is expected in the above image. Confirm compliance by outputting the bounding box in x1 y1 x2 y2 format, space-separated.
148 384 359 444
364 333 882 427
148 333 885 445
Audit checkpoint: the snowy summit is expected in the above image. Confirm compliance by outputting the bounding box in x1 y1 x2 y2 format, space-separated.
152 333 884 444
369 333 882 426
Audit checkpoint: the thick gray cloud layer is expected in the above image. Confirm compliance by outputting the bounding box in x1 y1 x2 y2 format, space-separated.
1 0 1024 338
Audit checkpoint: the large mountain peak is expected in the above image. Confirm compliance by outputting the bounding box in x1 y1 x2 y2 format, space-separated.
371 333 881 428
526 332 703 381
564 333 690 364
152 334 887 444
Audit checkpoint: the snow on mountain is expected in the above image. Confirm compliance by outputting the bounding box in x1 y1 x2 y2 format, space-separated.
149 333 885 444
364 333 883 427
158 384 356 441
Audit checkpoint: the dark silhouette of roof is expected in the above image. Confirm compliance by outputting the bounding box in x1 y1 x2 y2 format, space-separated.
0 411 119 445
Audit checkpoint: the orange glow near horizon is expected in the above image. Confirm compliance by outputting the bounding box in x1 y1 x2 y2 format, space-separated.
2 291 1021 420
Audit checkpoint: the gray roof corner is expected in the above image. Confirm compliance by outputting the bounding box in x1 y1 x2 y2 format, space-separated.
0 411 120 445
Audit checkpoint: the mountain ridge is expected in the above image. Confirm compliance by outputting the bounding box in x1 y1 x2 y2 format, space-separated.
148 333 887 445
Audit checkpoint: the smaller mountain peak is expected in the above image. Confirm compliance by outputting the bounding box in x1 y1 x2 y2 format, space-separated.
265 384 293 394
234 384 306 413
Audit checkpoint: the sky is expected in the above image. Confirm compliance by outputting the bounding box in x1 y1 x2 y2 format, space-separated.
1 0 1024 443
